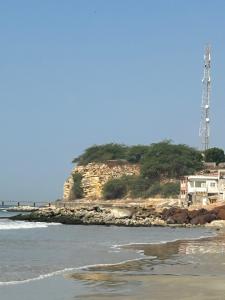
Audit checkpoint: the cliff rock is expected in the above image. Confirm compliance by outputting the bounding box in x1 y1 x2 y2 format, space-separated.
63 161 140 200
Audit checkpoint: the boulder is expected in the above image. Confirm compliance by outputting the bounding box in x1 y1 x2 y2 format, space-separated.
188 208 208 220
190 213 217 225
110 208 134 219
215 209 225 220
162 208 189 224
205 220 225 228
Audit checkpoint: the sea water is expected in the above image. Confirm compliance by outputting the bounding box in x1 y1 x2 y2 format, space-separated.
0 210 219 300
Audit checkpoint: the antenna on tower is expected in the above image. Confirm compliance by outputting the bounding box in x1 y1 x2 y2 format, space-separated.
199 45 211 152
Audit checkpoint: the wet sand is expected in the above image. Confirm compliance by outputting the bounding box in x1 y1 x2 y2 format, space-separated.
67 232 225 300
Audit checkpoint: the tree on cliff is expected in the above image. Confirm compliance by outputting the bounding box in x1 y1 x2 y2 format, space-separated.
72 141 203 181
126 145 149 163
204 147 225 165
72 144 128 165
140 141 203 180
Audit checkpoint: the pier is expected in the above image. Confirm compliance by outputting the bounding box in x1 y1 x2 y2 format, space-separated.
0 200 54 208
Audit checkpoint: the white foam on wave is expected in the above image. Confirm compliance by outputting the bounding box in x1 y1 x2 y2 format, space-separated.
0 268 75 286
0 220 61 230
112 232 217 250
79 257 150 271
0 257 151 286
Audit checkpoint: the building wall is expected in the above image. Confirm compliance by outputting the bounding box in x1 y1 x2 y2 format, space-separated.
187 179 218 194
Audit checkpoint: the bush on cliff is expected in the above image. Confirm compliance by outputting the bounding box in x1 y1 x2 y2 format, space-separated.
72 173 84 199
160 182 180 198
126 145 149 163
72 144 128 165
102 177 180 199
102 178 128 199
73 144 151 165
127 176 150 197
144 182 161 197
73 141 203 200
72 142 203 176
204 147 225 165
144 182 180 198
102 175 151 199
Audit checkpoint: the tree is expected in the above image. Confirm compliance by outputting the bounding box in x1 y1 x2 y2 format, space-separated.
140 141 203 179
204 147 225 165
126 145 149 163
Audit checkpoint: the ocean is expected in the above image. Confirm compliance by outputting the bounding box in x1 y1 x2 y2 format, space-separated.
0 210 224 300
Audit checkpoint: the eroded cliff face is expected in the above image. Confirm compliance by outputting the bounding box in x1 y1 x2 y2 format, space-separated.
63 161 140 200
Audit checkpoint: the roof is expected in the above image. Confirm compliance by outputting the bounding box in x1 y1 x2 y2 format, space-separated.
188 175 218 180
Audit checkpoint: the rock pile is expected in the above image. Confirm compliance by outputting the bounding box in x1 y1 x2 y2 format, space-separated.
10 204 225 227
161 205 225 225
11 205 165 226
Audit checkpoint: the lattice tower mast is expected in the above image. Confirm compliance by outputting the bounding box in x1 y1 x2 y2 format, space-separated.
199 45 211 151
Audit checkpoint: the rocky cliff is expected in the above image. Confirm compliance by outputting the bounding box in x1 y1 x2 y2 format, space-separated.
63 161 140 200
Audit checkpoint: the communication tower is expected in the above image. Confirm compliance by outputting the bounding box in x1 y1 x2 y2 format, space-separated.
199 45 211 151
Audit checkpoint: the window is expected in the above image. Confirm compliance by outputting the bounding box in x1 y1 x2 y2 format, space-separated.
195 181 206 188
190 182 194 188
210 182 216 187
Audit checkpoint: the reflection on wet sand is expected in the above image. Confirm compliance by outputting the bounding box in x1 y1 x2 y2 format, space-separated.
66 272 128 284
71 275 225 300
121 233 225 257
67 233 225 300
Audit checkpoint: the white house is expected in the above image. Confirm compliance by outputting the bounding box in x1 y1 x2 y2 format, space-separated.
180 170 225 204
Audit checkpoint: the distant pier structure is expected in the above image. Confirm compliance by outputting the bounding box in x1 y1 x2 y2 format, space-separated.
199 45 211 151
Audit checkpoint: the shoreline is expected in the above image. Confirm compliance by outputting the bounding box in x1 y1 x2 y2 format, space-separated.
0 225 218 287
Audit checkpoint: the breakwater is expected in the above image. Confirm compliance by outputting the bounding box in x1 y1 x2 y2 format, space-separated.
10 203 225 227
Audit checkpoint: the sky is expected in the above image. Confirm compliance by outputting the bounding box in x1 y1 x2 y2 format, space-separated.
0 0 225 202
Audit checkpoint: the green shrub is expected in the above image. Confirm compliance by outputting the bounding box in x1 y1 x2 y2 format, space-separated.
102 178 127 199
143 182 180 198
127 176 150 198
161 182 180 198
72 173 84 199
102 175 150 199
144 182 161 197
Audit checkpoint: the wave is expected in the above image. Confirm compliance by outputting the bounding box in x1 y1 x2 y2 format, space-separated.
0 268 75 286
79 257 156 271
0 258 147 286
0 220 61 230
112 232 217 250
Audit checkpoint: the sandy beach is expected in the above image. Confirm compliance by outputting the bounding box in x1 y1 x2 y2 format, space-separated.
67 232 225 300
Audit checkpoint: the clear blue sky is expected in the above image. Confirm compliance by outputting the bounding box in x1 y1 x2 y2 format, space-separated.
1 0 225 202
